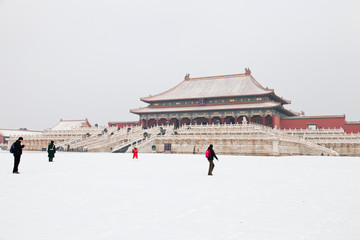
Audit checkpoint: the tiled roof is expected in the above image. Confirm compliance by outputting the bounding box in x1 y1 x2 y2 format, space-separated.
141 73 279 102
131 102 284 114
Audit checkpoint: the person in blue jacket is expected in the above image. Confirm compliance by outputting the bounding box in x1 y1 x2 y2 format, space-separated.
48 141 56 162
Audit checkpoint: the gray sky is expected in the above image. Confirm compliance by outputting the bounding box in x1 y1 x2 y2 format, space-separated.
1 0 359 130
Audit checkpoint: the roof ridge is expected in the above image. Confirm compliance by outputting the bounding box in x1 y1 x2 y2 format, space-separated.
60 119 88 122
188 73 247 80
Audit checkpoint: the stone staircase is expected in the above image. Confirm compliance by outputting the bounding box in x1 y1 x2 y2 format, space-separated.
131 123 341 156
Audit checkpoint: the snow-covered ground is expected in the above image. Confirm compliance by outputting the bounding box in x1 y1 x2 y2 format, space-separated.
1 152 360 240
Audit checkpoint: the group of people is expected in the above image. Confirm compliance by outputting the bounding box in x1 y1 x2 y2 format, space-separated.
11 137 219 176
11 137 56 174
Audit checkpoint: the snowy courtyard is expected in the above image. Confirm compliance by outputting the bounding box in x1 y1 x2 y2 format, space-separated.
1 151 360 240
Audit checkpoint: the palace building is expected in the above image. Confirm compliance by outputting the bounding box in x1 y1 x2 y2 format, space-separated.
130 69 360 133
131 69 296 129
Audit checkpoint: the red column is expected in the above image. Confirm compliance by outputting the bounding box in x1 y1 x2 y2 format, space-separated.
190 118 193 125
156 119 159 126
235 116 237 124
209 117 211 124
179 118 182 127
139 119 142 126
146 119 149 128
272 115 281 128
263 115 266 126
221 117 224 124
248 115 252 123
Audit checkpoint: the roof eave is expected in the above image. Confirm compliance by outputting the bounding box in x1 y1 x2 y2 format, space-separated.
129 102 285 115
275 105 298 116
141 92 276 103
267 91 291 105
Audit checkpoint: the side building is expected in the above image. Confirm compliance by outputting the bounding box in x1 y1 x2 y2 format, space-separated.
0 129 43 150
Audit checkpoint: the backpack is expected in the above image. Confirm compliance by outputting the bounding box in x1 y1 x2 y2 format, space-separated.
9 142 15 154
205 149 211 158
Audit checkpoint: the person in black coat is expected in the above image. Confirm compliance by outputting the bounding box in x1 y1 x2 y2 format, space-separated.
48 141 56 162
12 137 25 174
207 144 218 176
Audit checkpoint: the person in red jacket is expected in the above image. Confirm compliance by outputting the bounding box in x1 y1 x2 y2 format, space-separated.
206 144 218 176
133 147 138 159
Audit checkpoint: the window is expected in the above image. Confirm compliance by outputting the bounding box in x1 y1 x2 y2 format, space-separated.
200 99 205 104
308 124 317 130
164 143 171 151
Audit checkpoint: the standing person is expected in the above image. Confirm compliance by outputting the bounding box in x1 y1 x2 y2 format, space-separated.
12 137 25 174
133 147 138 159
206 144 219 176
48 141 56 162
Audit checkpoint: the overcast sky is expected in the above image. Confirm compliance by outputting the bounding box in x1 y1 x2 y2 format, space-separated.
1 0 359 130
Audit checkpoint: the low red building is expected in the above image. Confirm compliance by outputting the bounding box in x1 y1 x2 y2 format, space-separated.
344 121 360 133
281 115 346 130
108 121 137 129
280 115 360 133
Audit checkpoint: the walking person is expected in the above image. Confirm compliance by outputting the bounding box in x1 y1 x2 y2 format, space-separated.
12 137 25 174
133 147 138 159
206 144 218 176
48 141 56 162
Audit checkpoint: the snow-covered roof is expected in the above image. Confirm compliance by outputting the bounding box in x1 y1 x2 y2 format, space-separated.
131 101 289 114
346 121 360 125
141 72 288 103
51 119 91 131
0 129 43 137
282 115 346 120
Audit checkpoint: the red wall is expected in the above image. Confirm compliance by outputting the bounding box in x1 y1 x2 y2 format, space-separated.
344 123 360 133
280 116 347 130
0 135 4 144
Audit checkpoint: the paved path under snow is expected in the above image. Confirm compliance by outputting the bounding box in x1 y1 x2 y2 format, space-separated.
1 152 360 240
